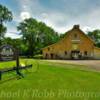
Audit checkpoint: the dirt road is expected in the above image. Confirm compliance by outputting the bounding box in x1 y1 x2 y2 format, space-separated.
45 60 100 71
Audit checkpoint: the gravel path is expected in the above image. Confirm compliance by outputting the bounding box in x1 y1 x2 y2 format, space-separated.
44 60 100 71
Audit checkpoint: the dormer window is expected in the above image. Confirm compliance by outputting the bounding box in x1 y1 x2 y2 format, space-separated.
71 33 80 42
74 34 77 38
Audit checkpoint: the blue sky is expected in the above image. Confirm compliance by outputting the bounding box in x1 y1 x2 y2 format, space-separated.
1 0 100 38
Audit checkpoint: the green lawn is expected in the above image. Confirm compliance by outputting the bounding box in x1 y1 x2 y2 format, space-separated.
0 59 100 100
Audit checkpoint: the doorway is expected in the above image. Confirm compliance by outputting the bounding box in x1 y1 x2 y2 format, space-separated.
50 53 54 59
71 51 80 59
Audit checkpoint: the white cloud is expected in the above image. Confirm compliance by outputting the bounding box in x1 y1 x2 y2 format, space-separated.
41 13 48 19
20 12 31 20
5 32 21 39
39 12 69 33
5 26 21 38
5 0 100 38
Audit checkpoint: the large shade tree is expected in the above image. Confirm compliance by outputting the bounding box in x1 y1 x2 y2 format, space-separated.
0 4 13 45
17 18 39 57
17 18 60 57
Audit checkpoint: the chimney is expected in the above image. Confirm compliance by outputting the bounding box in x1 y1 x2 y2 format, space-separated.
73 25 80 29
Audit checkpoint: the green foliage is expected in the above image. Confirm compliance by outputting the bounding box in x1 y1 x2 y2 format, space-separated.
0 4 12 23
3 37 20 48
60 33 64 39
0 4 13 45
33 54 43 59
87 30 100 47
17 18 60 57
2 37 28 55
0 24 6 37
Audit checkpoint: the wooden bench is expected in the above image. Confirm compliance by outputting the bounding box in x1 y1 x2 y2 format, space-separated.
0 65 32 80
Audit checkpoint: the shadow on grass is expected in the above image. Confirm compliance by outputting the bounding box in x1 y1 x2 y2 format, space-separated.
0 76 20 84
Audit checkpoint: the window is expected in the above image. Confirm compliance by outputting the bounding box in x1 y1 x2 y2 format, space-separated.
45 53 48 58
74 34 77 38
84 51 87 55
50 53 54 59
65 51 67 55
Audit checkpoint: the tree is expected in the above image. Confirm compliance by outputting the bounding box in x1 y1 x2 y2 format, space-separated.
0 24 6 42
38 22 60 46
17 18 60 57
87 30 100 47
17 18 39 57
0 4 13 45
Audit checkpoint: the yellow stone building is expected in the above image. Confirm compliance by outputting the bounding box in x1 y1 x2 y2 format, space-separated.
42 25 100 59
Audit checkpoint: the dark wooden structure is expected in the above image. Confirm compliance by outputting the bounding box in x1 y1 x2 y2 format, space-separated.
0 65 32 80
0 45 16 61
0 44 32 80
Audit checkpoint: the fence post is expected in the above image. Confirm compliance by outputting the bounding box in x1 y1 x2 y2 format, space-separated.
0 72 2 80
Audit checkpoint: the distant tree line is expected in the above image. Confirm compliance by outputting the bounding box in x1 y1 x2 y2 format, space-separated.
87 30 100 47
0 4 100 58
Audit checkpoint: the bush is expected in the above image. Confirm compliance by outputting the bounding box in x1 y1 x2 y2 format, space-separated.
33 54 43 59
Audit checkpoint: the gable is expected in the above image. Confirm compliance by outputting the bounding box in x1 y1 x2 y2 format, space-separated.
64 25 95 44
42 25 95 50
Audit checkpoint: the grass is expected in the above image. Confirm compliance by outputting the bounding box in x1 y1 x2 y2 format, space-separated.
0 59 100 100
